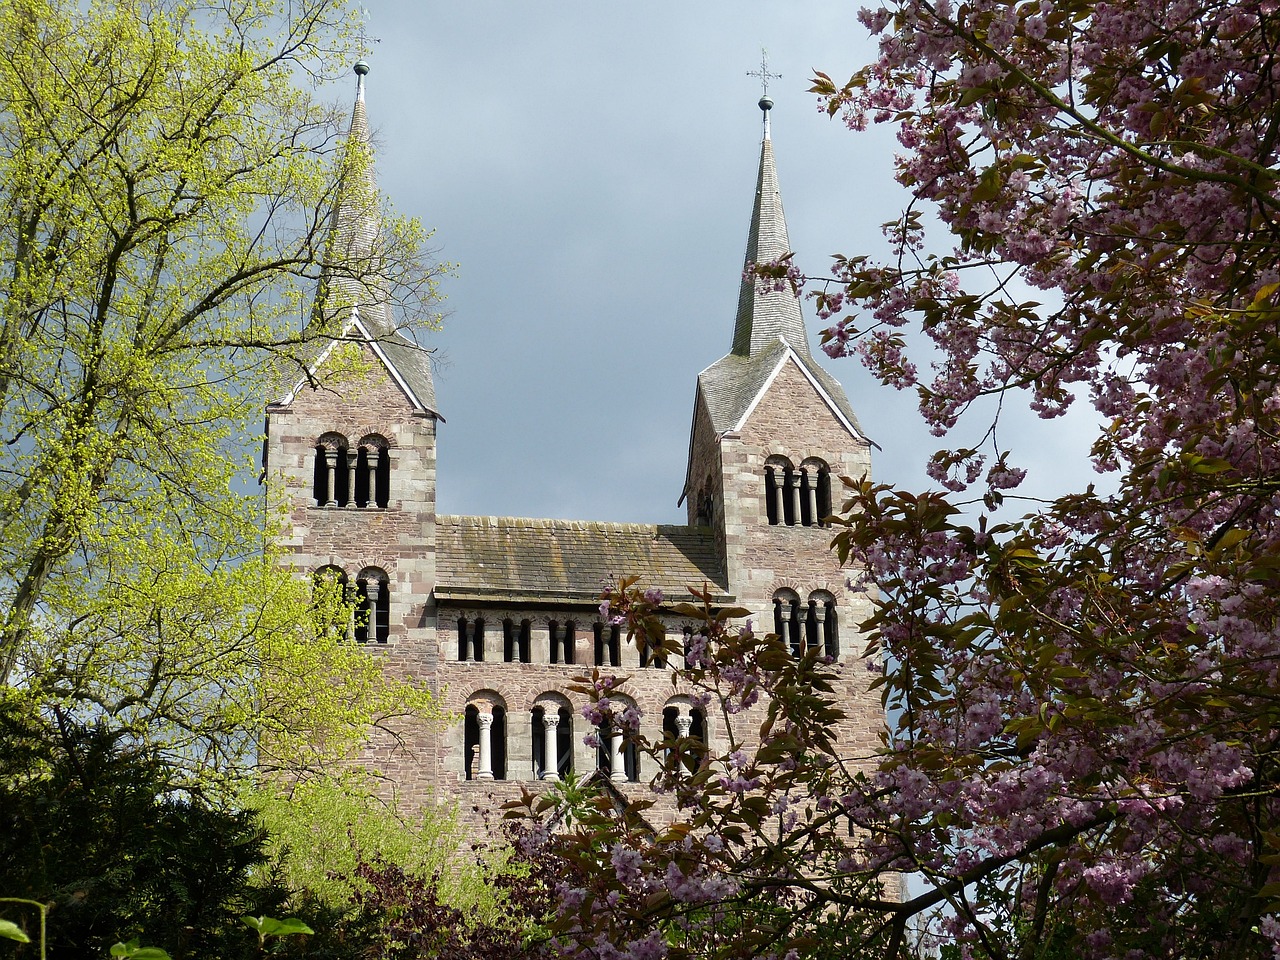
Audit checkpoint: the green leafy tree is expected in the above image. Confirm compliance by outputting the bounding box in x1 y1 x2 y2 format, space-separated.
0 700 313 959
0 0 443 787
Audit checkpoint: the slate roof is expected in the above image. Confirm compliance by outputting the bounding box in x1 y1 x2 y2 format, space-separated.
434 516 730 606
697 339 864 437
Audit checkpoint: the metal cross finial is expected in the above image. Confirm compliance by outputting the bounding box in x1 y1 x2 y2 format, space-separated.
747 48 781 98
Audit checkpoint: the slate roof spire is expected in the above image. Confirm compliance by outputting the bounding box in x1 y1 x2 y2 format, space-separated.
687 98 863 453
730 95 811 359
279 60 438 416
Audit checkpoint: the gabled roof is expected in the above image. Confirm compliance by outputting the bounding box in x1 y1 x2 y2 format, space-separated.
271 61 438 418
681 103 868 502
434 516 730 606
697 338 864 439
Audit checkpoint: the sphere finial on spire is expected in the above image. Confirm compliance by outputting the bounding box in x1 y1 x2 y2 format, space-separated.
354 59 370 76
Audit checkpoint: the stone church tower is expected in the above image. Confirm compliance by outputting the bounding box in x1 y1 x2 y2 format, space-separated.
263 68 883 828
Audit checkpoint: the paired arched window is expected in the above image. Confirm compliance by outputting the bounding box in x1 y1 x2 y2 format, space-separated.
531 700 574 781
764 456 832 527
354 568 390 644
463 701 507 781
312 433 390 508
313 565 392 644
504 619 532 663
457 617 486 662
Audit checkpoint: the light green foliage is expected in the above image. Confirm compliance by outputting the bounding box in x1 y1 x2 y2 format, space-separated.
0 0 443 788
253 779 509 920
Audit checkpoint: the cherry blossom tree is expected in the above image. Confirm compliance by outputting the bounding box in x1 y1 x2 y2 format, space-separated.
513 0 1280 957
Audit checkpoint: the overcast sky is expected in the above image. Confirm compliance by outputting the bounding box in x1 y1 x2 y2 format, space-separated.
355 2 1102 524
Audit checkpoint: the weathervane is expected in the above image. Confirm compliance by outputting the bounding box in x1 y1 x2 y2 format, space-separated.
357 5 381 59
747 47 781 99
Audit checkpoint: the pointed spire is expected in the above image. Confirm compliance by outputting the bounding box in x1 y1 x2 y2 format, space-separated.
730 97 811 359
329 59 378 267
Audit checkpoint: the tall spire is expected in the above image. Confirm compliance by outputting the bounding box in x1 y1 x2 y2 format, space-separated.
328 59 378 267
730 96 811 359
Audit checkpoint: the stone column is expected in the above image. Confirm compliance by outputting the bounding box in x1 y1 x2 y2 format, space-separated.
805 471 819 525
542 713 560 781
364 447 378 508
345 449 358 507
365 579 381 643
476 713 494 781
787 471 802 525
599 626 612 668
675 713 692 739
324 448 338 507
814 602 827 656
609 725 625 783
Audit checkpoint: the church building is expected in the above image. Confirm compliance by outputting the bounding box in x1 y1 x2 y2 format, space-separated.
263 62 884 828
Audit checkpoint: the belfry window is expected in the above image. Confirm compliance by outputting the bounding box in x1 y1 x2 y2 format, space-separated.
312 433 390 509
765 456 831 527
313 434 349 507
773 589 803 656
805 592 839 659
354 568 391 644
354 435 391 509
312 565 350 640
504 618 531 663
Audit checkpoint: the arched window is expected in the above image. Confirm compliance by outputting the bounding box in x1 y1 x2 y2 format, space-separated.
596 706 640 783
773 589 803 656
806 591 839 659
457 617 485 662
532 700 574 781
464 697 506 781
764 455 793 526
313 434 350 507
312 565 350 640
800 458 832 527
594 621 620 667
504 619 531 663
548 620 575 665
354 568 390 644
354 434 391 509
663 700 706 773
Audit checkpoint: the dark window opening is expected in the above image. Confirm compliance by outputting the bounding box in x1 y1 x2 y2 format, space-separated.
765 466 780 526
492 705 507 780
354 575 389 644
594 622 620 667
504 619 531 663
458 617 485 662
464 705 479 781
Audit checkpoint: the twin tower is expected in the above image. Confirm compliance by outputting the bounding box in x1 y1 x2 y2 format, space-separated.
264 65 883 827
